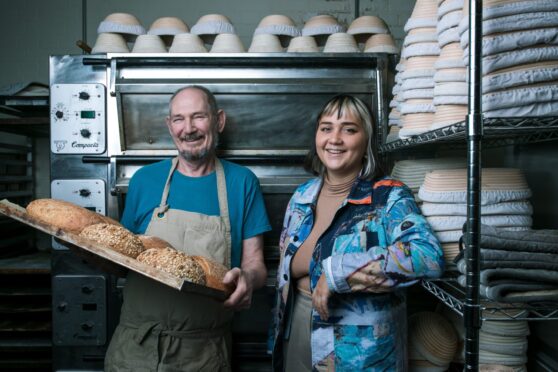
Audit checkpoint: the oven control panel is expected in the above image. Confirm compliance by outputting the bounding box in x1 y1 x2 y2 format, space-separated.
51 179 106 250
50 83 106 154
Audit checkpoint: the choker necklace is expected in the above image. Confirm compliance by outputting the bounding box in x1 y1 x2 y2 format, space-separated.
322 173 358 196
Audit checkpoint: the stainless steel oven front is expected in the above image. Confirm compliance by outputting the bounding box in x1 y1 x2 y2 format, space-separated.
49 53 389 371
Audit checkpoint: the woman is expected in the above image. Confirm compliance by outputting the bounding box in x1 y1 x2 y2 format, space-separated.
270 95 444 371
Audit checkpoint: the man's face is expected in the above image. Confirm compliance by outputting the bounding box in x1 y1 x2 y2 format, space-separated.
166 88 225 162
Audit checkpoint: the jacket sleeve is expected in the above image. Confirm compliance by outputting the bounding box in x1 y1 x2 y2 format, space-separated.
322 185 445 294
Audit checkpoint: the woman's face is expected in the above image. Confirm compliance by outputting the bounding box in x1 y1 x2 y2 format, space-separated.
315 109 367 179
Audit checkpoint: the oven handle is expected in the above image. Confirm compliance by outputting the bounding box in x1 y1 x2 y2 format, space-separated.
82 58 111 66
82 156 110 164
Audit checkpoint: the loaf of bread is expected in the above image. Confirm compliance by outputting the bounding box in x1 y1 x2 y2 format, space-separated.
137 235 173 250
79 223 145 258
27 199 106 234
191 255 229 292
100 214 123 227
26 198 121 234
137 248 206 285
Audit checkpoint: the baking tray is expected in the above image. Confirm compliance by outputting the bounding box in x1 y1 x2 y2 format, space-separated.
0 199 226 299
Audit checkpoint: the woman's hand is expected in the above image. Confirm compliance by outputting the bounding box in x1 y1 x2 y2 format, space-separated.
312 273 332 321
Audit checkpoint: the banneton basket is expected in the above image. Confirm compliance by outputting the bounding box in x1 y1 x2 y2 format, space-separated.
169 33 207 53
431 104 468 129
386 125 401 142
97 13 146 42
409 312 458 369
131 34 167 53
254 14 300 47
400 112 435 138
347 15 389 44
191 14 235 44
91 33 129 54
438 0 464 19
364 33 399 54
323 33 359 53
302 15 345 46
435 42 465 68
148 16 189 35
404 0 438 32
148 17 189 47
406 56 439 71
248 34 283 53
405 27 438 46
210 33 245 53
287 36 319 52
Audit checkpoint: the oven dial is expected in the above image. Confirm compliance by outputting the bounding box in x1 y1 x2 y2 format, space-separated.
79 91 90 100
80 129 91 138
51 103 69 122
79 189 91 197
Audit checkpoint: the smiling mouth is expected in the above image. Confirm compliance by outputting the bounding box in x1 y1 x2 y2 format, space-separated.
326 149 345 154
181 135 204 143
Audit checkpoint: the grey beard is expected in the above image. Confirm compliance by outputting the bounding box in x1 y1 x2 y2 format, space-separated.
179 131 219 162
180 147 212 162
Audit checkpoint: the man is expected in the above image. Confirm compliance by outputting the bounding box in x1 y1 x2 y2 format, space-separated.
105 86 271 371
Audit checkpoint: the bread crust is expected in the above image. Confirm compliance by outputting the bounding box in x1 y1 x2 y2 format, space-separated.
137 235 173 250
137 248 206 285
27 198 106 234
79 223 145 258
99 214 123 227
191 255 229 292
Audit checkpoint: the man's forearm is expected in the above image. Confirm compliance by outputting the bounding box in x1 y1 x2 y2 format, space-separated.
241 234 267 290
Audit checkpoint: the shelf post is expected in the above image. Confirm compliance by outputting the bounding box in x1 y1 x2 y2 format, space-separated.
465 0 484 370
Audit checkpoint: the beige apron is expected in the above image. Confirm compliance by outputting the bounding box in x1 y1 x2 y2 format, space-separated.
105 157 233 372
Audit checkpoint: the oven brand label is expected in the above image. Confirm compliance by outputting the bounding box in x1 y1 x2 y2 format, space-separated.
71 141 99 148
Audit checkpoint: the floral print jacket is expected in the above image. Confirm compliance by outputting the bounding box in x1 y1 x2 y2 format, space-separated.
270 176 444 371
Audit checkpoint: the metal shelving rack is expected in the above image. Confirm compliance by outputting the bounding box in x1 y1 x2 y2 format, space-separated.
379 0 558 370
379 116 558 153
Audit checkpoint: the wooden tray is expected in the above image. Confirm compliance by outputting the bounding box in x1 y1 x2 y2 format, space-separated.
0 200 226 299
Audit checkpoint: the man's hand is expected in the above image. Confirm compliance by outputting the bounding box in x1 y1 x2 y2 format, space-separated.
223 267 253 310
312 273 332 321
222 235 266 310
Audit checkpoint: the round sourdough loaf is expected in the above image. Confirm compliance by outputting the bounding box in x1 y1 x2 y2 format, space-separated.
137 235 173 250
191 255 229 291
137 247 206 285
79 223 145 258
27 198 106 234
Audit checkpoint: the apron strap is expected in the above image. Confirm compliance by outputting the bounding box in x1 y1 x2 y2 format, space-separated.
215 159 232 268
155 156 232 267
154 157 179 216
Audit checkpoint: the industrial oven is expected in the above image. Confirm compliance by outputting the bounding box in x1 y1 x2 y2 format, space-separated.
49 53 390 371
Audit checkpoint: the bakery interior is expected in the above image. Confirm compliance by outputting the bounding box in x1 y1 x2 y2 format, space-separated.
1 0 558 371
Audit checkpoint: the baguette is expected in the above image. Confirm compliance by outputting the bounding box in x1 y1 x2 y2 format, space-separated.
79 223 145 258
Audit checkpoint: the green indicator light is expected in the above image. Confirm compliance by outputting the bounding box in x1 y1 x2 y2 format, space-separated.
81 110 96 119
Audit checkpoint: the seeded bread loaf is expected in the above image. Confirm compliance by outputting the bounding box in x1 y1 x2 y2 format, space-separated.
137 235 173 250
79 223 145 258
26 198 106 234
137 248 206 285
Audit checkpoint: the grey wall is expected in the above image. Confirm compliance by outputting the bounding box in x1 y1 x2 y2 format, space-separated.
0 0 414 87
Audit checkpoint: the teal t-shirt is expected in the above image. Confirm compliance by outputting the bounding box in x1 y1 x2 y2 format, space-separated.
121 159 271 268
